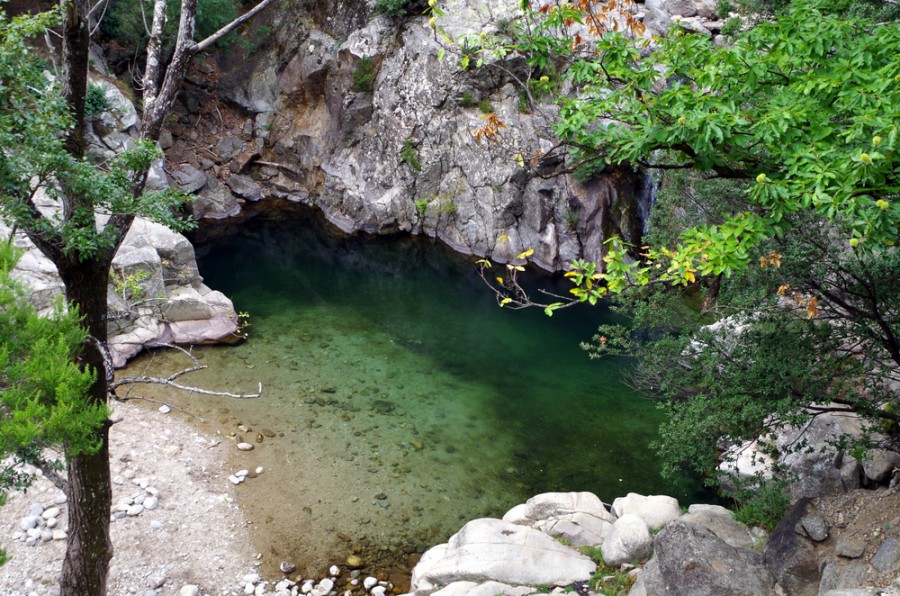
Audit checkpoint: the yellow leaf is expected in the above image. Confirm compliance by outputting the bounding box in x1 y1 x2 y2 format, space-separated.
517 248 534 259
563 271 577 278
496 276 504 284
515 265 525 271
500 297 512 306
684 270 696 283
806 296 819 319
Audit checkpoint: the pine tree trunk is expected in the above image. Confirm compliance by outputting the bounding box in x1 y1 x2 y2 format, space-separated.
57 259 114 596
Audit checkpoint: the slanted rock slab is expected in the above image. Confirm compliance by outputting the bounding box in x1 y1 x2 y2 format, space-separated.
407 518 595 594
430 581 537 596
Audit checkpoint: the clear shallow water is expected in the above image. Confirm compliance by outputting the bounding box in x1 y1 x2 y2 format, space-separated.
127 206 710 576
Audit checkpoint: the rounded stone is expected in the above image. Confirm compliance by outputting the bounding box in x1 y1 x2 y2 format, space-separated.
237 442 255 451
144 496 159 511
346 555 365 569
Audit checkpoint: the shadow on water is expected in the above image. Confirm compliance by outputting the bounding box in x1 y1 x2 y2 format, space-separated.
192 205 714 505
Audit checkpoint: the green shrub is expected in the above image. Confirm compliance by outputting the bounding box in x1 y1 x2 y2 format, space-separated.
399 140 422 171
84 83 111 117
716 0 733 18
352 57 376 93
413 198 428 216
459 92 475 107
477 99 494 114
720 16 743 37
732 476 791 530
375 0 416 18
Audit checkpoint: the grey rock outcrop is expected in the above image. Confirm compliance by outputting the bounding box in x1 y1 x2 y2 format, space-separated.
764 499 821 596
652 519 777 595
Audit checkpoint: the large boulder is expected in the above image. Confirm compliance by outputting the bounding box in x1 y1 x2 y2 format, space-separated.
600 514 654 567
407 518 595 595
503 492 615 524
764 499 821 596
501 492 616 547
611 493 682 530
682 504 757 549
653 520 777 595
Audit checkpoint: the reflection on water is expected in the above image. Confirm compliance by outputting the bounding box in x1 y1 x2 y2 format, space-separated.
126 206 709 577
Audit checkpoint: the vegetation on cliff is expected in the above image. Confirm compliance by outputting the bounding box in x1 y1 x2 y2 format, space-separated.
456 0 899 517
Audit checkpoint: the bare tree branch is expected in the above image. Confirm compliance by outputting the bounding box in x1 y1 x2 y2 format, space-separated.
109 344 262 400
142 0 168 105
196 0 278 52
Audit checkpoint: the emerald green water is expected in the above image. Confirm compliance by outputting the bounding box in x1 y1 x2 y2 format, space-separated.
132 207 708 575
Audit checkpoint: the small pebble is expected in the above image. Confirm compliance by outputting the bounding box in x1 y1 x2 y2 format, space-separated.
363 577 378 590
236 442 254 451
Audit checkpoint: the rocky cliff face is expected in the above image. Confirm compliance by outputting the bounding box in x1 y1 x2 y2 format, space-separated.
169 0 655 271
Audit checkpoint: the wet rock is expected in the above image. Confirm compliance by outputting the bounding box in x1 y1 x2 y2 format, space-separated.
346 554 365 568
409 438 424 450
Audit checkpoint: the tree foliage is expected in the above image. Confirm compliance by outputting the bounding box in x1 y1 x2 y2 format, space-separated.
457 0 900 493
0 242 105 495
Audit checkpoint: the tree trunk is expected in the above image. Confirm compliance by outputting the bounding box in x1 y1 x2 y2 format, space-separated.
57 258 114 596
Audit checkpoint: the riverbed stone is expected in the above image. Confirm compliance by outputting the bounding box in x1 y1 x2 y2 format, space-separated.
408 518 595 593
611 493 681 530
600 514 654 567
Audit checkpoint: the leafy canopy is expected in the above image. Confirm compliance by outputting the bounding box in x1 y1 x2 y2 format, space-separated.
557 0 899 292
456 0 898 303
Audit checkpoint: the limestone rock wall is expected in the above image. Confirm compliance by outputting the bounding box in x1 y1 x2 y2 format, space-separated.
182 0 655 271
